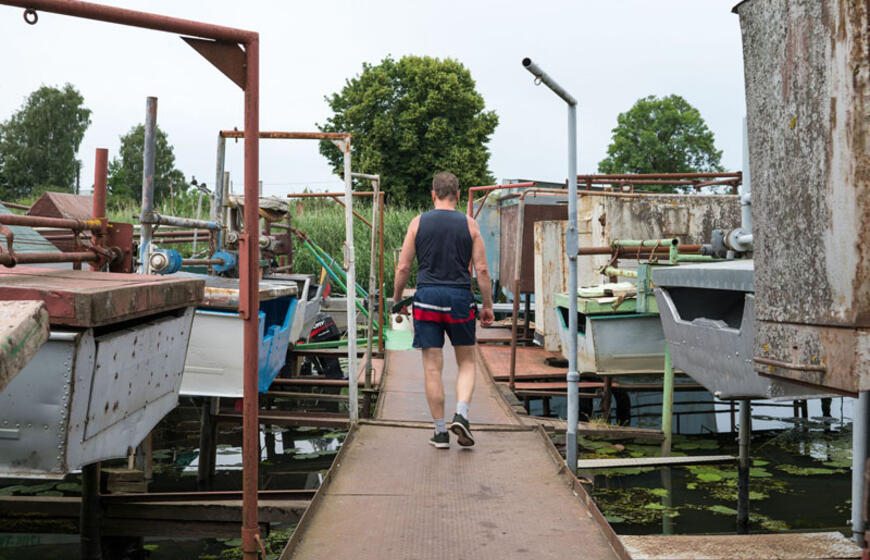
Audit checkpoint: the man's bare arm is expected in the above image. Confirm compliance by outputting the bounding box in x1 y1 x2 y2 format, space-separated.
468 217 494 327
392 216 419 308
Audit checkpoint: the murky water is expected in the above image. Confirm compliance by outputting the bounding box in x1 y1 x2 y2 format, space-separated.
0 404 344 559
0 396 857 557
573 400 853 536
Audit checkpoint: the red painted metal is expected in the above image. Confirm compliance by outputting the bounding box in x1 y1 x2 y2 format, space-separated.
0 2 261 557
240 34 260 560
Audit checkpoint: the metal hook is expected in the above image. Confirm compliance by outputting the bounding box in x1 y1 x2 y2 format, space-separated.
23 8 38 25
534 76 543 86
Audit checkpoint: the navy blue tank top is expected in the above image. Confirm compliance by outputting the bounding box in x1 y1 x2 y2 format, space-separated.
415 209 472 286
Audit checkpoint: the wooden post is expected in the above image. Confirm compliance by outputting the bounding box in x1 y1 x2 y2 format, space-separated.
601 377 613 423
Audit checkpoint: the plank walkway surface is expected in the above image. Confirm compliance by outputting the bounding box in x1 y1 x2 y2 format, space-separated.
281 342 626 560
620 532 861 560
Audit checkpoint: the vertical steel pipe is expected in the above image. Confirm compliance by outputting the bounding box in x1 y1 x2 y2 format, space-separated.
523 57 579 475
741 117 752 233
661 345 674 456
240 37 261 560
366 177 380 391
138 97 158 274
737 399 751 534
378 190 385 353
343 142 359 423
853 392 870 545
213 133 226 249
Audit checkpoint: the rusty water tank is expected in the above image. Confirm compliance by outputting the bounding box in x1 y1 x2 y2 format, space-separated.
736 0 870 393
499 194 567 294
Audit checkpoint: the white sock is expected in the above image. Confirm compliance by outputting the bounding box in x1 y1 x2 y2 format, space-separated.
434 418 447 434
456 401 469 420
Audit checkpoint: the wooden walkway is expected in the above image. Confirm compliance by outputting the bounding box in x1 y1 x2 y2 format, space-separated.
280 342 627 559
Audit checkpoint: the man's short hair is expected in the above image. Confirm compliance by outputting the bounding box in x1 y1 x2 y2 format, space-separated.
432 171 459 200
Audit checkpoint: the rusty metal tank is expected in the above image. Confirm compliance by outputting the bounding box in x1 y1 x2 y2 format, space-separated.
736 0 870 393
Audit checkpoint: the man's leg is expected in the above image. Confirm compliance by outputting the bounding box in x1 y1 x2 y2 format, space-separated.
453 344 476 412
421 347 445 421
448 344 477 447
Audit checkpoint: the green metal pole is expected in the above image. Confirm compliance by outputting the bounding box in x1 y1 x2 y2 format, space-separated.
301 239 375 325
612 238 679 248
295 338 370 350
661 344 674 456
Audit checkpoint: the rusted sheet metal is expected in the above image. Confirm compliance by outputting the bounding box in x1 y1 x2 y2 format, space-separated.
500 197 567 293
0 266 204 327
534 205 608 351
0 300 48 395
737 0 870 391
620 531 861 560
603 195 740 244
28 192 93 220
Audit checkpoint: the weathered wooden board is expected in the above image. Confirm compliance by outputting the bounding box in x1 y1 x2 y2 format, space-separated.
620 531 861 560
0 266 203 327
0 300 49 394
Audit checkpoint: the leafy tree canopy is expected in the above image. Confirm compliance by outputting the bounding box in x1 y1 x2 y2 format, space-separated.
598 94 723 192
0 84 91 199
319 55 498 206
107 124 187 204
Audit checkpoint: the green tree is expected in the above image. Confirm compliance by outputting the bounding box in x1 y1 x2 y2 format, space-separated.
319 55 499 206
0 84 91 199
107 124 187 204
598 95 724 192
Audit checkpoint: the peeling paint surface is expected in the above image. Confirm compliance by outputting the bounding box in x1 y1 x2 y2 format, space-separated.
739 0 870 390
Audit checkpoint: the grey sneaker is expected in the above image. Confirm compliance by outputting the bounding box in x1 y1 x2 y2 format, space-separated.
429 431 449 449
448 413 475 447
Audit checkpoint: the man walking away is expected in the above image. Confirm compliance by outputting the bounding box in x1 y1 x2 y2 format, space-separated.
393 171 494 449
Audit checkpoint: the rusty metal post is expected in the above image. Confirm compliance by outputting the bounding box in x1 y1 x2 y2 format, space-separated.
523 56 579 475
138 97 157 274
91 147 108 271
240 36 261 560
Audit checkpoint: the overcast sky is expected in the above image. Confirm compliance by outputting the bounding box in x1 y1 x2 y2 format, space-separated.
0 1 746 198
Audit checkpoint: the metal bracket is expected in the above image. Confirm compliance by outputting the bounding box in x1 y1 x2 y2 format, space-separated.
182 37 246 90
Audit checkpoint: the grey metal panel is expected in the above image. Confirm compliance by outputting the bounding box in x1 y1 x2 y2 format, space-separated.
653 260 754 292
738 0 870 329
180 310 246 398
555 307 666 373
737 0 870 391
0 331 83 478
66 308 194 470
589 315 666 373
655 288 828 400
0 307 195 477
83 309 191 440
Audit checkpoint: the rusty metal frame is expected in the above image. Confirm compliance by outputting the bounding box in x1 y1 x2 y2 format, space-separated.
0 2 263 557
287 189 387 356
216 129 359 424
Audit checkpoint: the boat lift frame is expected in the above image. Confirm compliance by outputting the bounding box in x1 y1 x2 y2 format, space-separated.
0 2 265 558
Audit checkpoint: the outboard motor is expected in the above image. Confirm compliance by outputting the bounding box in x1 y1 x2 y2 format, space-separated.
300 312 344 379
